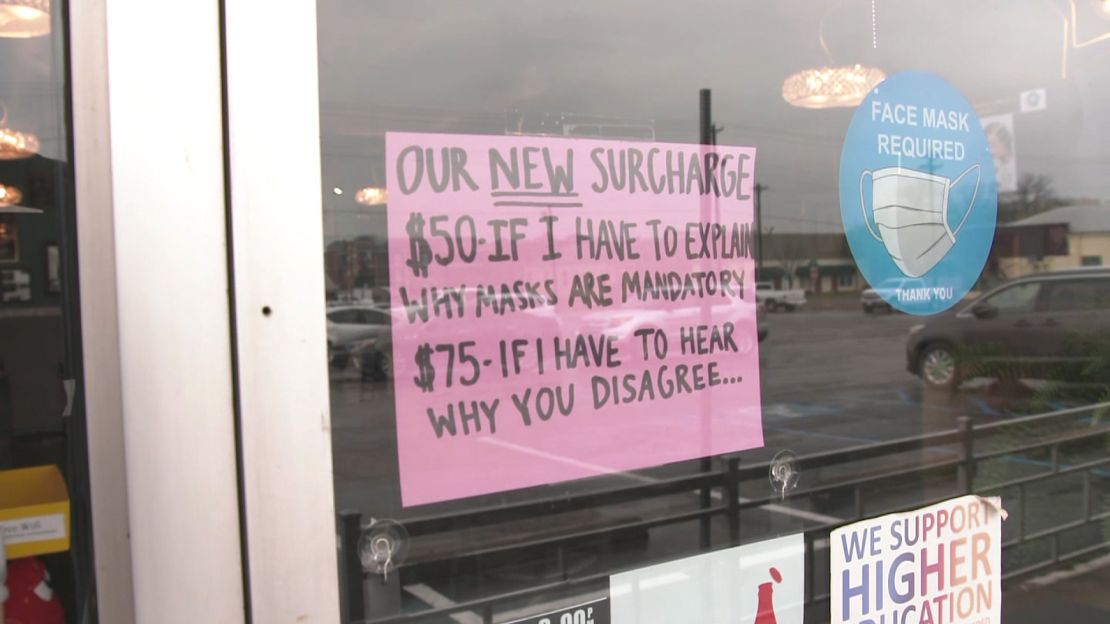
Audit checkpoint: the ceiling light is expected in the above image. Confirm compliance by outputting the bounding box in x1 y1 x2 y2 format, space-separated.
0 101 40 159
0 183 22 207
332 187 343 195
782 64 886 109
355 186 387 206
0 126 38 159
0 0 50 38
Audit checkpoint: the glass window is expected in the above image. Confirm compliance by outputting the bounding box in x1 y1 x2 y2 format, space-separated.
358 309 390 325
1 1 96 621
314 3 1110 622
983 281 1042 313
328 309 360 324
1042 277 1110 311
1042 279 1102 311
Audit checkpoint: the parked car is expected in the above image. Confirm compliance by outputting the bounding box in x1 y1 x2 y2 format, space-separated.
860 288 893 314
755 282 806 312
327 304 391 367
906 268 1110 390
860 277 922 314
756 301 769 342
350 333 393 381
328 287 391 308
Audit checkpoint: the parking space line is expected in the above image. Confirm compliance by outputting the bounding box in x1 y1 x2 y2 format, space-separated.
1021 551 1110 588
762 425 965 461
763 425 881 445
707 489 846 524
969 396 1007 416
739 496 845 524
497 593 609 623
818 396 982 415
403 583 483 624
478 437 658 485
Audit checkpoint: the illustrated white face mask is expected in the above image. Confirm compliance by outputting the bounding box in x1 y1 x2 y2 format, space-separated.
859 165 980 278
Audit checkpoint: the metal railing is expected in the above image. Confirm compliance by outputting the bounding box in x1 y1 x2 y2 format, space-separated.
337 400 1110 623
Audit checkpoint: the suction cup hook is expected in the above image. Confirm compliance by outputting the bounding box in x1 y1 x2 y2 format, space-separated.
358 518 409 583
769 450 799 501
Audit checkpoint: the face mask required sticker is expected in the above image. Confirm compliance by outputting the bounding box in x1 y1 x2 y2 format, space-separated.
839 71 998 315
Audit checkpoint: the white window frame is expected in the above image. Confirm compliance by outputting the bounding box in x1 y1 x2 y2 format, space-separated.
74 0 339 619
223 0 341 621
72 0 248 620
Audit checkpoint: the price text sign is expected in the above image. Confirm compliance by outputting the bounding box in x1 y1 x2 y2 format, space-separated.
387 132 763 506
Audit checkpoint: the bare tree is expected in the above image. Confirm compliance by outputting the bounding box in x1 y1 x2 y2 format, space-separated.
1000 173 1059 222
766 232 809 289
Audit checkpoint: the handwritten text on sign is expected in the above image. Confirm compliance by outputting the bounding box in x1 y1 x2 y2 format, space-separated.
386 132 763 506
831 496 1003 624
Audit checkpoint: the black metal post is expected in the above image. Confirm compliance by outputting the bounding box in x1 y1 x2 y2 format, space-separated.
366 555 403 620
699 88 713 146
338 510 365 623
698 88 714 549
957 416 976 494
726 457 741 545
754 183 766 281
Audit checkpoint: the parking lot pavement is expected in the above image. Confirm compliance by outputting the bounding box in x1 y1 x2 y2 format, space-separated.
759 307 921 403
790 294 868 313
1004 553 1110 623
328 307 1057 516
328 306 1110 616
754 308 955 465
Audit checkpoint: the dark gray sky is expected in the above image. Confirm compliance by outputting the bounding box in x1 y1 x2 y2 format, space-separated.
317 0 1110 239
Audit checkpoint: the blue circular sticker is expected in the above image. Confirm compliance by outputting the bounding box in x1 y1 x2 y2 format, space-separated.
839 71 998 315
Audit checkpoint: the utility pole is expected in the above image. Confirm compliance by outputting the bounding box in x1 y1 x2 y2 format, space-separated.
696 88 716 549
699 88 713 146
754 183 767 281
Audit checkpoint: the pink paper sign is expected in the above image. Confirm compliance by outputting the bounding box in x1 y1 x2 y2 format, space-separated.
386 131 763 506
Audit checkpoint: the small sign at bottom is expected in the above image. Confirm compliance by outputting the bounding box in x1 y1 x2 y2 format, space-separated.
0 513 67 546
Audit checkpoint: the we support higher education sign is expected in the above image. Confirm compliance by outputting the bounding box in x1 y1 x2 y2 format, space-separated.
831 496 1003 624
385 132 764 506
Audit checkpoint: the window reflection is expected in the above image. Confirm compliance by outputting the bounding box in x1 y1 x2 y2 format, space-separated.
317 2 1110 622
1 0 92 621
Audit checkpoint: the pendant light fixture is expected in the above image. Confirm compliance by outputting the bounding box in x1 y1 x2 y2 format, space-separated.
355 185 388 206
0 126 37 159
782 64 886 109
0 183 38 213
0 0 50 38
0 183 22 207
0 101 39 160
782 3 885 109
